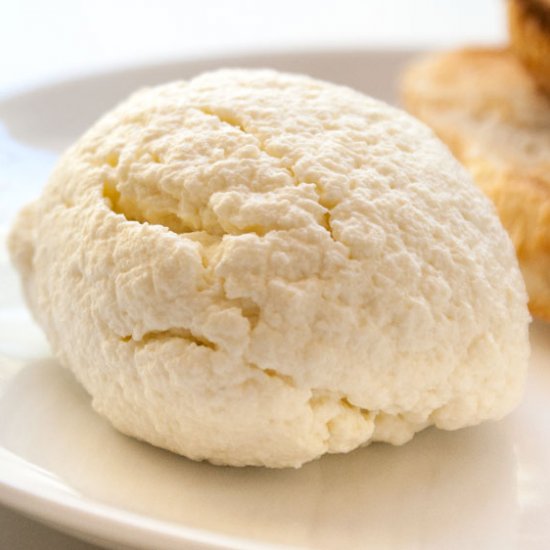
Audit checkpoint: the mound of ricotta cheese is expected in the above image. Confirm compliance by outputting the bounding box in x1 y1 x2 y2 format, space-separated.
8 69 530 467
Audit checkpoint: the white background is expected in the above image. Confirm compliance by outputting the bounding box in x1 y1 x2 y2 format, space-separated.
1 0 506 96
1 0 507 548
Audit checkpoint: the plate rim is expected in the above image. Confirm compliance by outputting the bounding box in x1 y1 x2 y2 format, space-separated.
0 448 293 550
0 45 420 106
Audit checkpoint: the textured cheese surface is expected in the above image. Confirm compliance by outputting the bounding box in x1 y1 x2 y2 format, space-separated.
8 69 530 467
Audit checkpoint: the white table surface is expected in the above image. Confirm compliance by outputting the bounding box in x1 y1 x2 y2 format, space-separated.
0 1 506 548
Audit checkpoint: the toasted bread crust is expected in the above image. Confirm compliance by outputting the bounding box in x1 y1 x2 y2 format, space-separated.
402 48 550 320
509 0 550 94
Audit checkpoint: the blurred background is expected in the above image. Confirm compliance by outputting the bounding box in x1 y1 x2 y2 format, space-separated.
1 0 506 96
1 1 509 549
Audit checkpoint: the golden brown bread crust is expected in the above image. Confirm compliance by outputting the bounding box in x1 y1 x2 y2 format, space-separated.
509 0 550 94
401 48 550 321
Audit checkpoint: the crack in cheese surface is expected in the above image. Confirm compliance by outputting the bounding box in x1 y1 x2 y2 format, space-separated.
8 69 530 467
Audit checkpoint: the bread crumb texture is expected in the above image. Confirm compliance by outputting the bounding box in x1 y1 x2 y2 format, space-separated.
9 70 530 467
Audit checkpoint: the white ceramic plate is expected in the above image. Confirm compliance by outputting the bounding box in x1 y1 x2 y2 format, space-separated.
1 50 549 550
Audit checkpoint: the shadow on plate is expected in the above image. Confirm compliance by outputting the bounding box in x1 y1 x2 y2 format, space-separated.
0 356 519 549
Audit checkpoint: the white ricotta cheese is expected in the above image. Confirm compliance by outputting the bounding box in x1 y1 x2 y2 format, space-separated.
8 69 530 467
